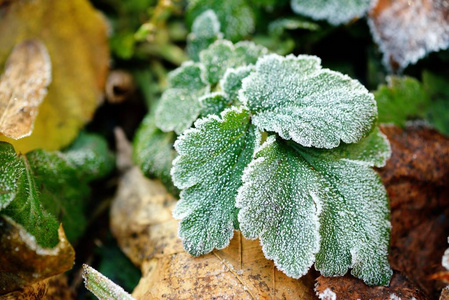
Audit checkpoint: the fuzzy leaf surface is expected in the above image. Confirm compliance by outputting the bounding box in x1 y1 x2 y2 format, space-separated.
187 0 255 42
200 40 268 85
187 10 223 62
133 114 178 195
241 54 377 149
291 0 373 25
172 108 260 256
0 133 114 247
221 65 254 103
155 62 209 134
238 130 391 286
199 92 230 117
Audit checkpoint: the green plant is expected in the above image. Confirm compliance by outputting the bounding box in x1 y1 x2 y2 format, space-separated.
134 12 392 285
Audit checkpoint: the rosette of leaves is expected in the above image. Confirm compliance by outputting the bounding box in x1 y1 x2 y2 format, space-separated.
0 133 114 248
135 38 392 285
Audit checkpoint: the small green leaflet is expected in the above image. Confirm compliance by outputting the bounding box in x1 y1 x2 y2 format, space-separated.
375 76 429 126
0 133 114 247
200 40 268 84
221 65 254 103
199 92 229 117
172 107 260 256
155 62 209 134
187 0 255 42
237 129 392 286
241 54 377 149
187 10 223 62
133 114 178 195
291 0 374 25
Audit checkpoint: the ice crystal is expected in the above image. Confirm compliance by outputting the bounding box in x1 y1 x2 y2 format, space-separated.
291 0 374 25
241 54 377 149
172 107 260 256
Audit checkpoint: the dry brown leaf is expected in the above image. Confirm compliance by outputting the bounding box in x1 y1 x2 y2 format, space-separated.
315 273 427 300
0 217 75 295
0 274 74 300
0 39 51 139
378 124 449 298
368 0 449 71
441 286 449 300
0 0 109 152
110 132 317 299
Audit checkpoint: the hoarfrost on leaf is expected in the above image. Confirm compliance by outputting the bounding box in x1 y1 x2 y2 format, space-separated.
155 62 209 134
237 135 392 286
236 136 320 278
200 40 268 85
172 107 260 256
291 0 374 25
221 65 255 103
187 10 223 61
199 92 230 117
241 54 377 149
368 0 449 71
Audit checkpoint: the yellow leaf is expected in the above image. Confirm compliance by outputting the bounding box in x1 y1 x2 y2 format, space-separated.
0 0 109 153
0 39 51 140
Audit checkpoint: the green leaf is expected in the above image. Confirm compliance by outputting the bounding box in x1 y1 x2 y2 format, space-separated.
199 92 230 117
155 62 209 134
133 114 178 195
375 76 430 126
241 54 377 149
0 134 114 247
187 0 255 42
237 132 392 286
187 10 223 62
268 17 320 37
221 65 255 103
172 107 260 256
236 136 320 278
200 40 268 84
423 71 449 135
291 0 373 25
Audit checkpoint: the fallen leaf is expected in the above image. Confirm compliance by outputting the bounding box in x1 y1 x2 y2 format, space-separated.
378 124 449 298
0 39 51 140
0 217 75 295
0 0 109 152
368 0 449 71
315 273 427 300
110 133 317 299
441 286 449 300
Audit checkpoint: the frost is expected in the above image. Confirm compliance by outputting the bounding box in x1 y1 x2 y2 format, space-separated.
368 0 449 71
187 10 223 61
221 65 254 102
200 40 268 84
172 107 260 256
199 92 229 117
236 136 320 278
291 0 375 25
390 294 401 300
318 288 337 300
241 54 377 149
187 0 255 42
155 62 209 134
238 137 392 286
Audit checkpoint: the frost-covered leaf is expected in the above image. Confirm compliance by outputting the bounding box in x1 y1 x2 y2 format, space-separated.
200 40 268 84
241 54 377 149
155 62 209 134
221 65 254 102
187 10 223 62
83 264 135 300
187 0 255 42
172 108 260 256
236 136 320 278
375 76 429 126
291 0 374 25
133 114 178 195
0 133 114 247
199 92 230 117
368 0 449 71
238 135 392 286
